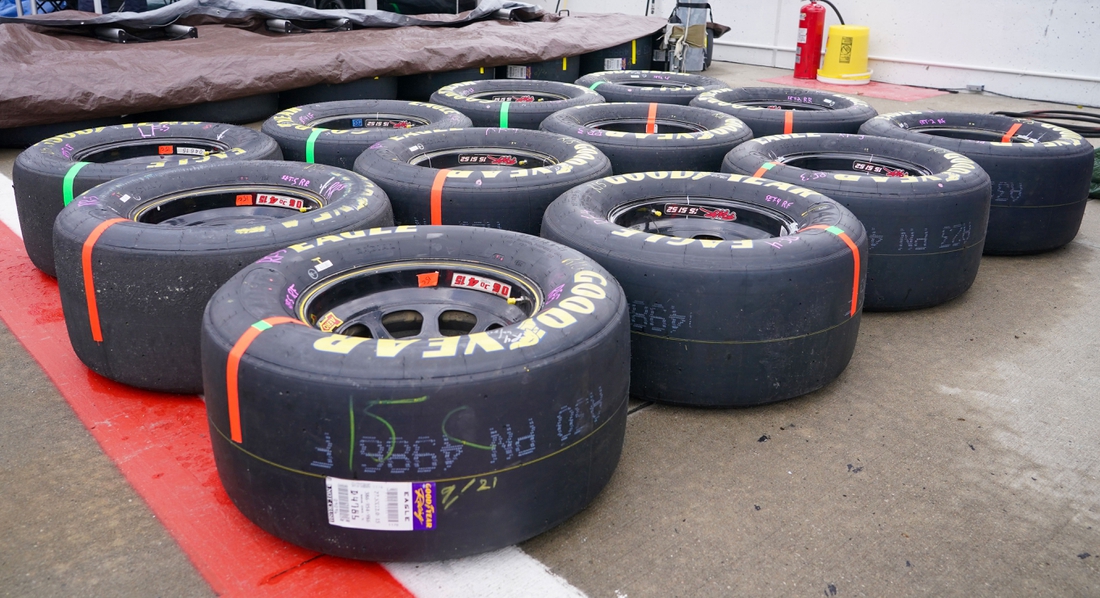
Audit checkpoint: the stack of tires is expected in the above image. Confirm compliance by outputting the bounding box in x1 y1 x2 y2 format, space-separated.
11 53 1094 564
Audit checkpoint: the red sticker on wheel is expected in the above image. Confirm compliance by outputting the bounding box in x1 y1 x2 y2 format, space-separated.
158 145 174 155
256 194 305 209
450 272 511 299
235 194 253 206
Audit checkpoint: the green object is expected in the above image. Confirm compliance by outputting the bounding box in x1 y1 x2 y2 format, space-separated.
499 101 511 129
1090 147 1100 199
589 81 605 90
62 161 90 206
305 128 325 163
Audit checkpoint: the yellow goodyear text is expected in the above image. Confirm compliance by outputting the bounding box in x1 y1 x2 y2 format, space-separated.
288 226 417 253
41 127 108 145
1037 122 1084 148
145 147 247 169
312 270 613 358
510 142 601 178
722 173 821 197
385 128 465 143
751 132 823 146
602 171 711 185
611 227 753 250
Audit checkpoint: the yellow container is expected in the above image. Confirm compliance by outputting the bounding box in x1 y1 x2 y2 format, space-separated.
817 25 872 85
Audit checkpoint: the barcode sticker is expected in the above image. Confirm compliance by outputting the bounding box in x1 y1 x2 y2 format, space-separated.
176 146 205 156
325 477 436 531
604 57 626 71
506 65 530 79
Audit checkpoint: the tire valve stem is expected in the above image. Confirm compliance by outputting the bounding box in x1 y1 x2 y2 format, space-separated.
507 297 528 305
650 209 663 217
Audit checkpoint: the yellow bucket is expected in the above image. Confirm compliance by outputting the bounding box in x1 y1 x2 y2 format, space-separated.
817 25 872 85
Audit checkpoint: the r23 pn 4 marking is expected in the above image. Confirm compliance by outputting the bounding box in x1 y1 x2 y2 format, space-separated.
867 222 973 251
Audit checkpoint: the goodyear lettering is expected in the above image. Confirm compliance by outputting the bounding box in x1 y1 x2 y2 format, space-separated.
574 270 608 286
465 332 504 354
422 337 461 358
537 308 578 329
289 226 417 253
377 339 420 357
314 335 369 354
611 228 753 249
751 133 822 146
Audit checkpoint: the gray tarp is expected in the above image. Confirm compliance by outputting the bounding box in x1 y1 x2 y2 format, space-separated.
0 0 666 128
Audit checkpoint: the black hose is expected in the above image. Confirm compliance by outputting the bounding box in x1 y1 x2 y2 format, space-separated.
817 0 845 25
992 109 1100 137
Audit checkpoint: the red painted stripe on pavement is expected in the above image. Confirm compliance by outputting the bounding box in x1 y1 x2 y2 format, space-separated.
0 223 412 598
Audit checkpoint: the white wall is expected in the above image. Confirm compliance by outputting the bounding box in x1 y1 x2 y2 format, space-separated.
535 0 1100 106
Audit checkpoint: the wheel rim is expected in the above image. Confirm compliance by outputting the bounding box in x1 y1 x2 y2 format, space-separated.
130 185 324 226
775 151 933 177
74 136 230 163
408 147 558 169
295 260 541 339
309 114 430 130
583 117 707 134
909 125 1035 144
467 91 570 102
609 197 798 240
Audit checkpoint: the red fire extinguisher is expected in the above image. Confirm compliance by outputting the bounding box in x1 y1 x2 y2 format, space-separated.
794 0 826 79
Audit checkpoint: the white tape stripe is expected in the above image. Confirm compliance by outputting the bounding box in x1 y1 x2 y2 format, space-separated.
0 173 22 239
385 546 587 598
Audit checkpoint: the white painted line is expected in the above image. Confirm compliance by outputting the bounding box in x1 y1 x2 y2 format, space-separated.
386 546 587 598
0 173 22 239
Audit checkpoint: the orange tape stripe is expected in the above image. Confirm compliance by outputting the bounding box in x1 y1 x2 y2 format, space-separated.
752 161 776 179
1001 122 1022 143
430 169 450 225
646 103 658 134
82 218 127 343
226 316 301 443
800 224 861 317
784 110 794 134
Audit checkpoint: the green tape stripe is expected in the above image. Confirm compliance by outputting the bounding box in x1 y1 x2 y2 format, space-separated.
305 128 326 163
499 102 511 129
251 320 274 332
62 162 90 206
825 226 846 236
589 80 605 90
